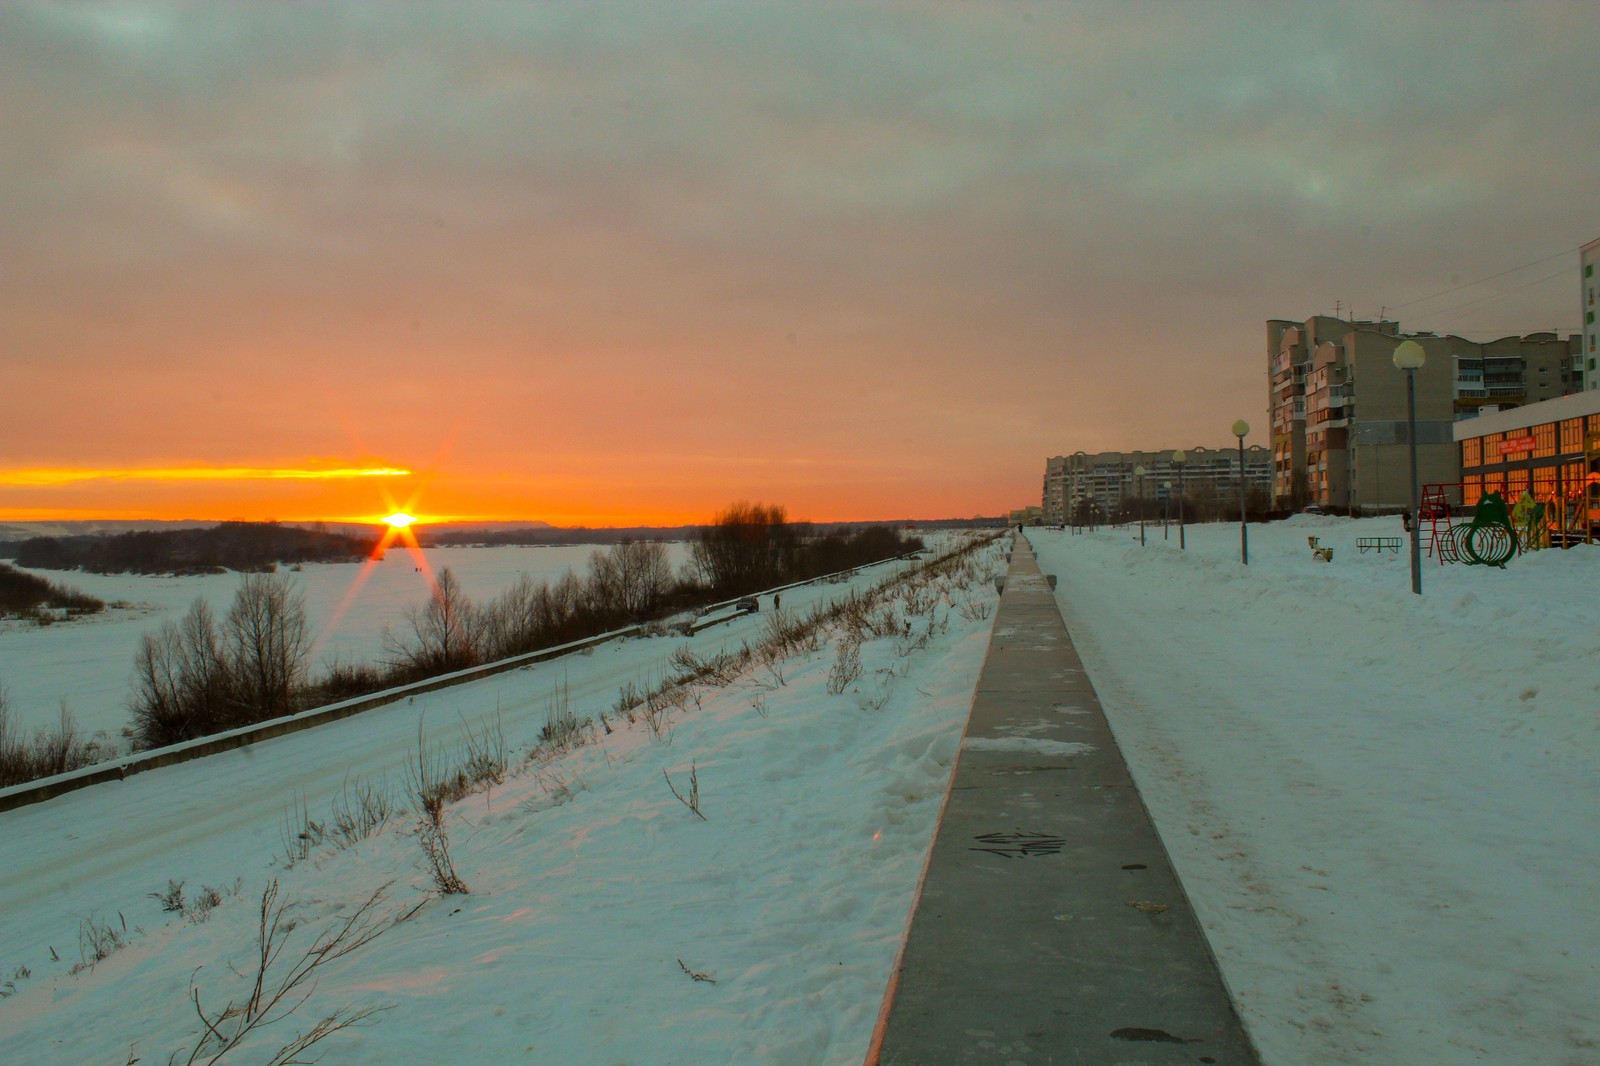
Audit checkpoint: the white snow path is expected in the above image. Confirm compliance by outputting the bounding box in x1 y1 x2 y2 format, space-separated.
1031 521 1600 1065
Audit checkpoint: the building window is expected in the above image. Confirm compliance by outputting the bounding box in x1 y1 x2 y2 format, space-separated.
1462 438 1482 468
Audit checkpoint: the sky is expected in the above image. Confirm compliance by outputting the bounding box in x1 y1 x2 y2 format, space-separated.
4 1 1599 526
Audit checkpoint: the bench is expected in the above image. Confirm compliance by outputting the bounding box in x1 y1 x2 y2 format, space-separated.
1357 536 1402 554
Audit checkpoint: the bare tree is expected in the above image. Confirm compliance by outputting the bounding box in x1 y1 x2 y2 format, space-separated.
689 502 796 594
384 568 478 676
225 573 311 718
131 599 236 747
589 539 672 619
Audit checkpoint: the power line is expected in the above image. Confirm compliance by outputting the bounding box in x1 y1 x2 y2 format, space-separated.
1408 265 1574 323
1388 246 1577 311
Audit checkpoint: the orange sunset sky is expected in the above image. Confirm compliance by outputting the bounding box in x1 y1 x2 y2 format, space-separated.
4 3 1597 527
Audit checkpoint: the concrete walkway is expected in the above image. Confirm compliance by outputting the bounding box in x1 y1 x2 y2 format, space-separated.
867 535 1260 1065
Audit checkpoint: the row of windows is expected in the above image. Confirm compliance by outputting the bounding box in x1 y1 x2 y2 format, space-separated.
1462 463 1590 506
1462 413 1600 468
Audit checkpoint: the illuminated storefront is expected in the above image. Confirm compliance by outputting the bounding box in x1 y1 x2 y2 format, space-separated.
1456 392 1600 539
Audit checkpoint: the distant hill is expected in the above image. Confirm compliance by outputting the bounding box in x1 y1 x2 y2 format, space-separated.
9 522 378 575
418 517 1006 547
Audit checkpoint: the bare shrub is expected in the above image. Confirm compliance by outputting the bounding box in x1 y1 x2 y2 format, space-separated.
0 700 108 787
151 880 188 913
895 620 934 657
827 639 863 695
305 658 390 704
668 646 744 687
955 595 992 622
170 879 417 1065
538 686 589 755
407 728 470 895
187 884 226 924
663 761 706 821
73 913 129 974
614 680 645 722
278 794 325 867
415 806 467 895
330 777 396 848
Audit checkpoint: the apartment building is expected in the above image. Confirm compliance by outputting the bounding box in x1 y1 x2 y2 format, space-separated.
1041 447 1271 525
1582 236 1599 390
1267 316 1579 513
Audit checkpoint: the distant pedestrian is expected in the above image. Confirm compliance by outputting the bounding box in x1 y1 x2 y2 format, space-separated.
1401 510 1412 533
773 593 781 610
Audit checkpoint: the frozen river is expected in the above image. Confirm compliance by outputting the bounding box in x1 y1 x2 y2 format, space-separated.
0 543 690 742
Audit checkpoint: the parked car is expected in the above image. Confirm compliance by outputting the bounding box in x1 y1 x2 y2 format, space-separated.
1301 505 1327 515
735 596 759 613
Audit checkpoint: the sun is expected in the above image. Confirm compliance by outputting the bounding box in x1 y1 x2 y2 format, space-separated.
383 512 418 529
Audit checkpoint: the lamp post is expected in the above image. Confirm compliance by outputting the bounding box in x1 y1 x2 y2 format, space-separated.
1393 340 1426 595
1172 450 1187 549
1162 481 1171 540
1134 465 1146 546
1232 421 1250 565
1071 450 1088 533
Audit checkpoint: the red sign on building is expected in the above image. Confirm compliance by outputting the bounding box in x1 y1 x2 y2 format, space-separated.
1498 436 1537 455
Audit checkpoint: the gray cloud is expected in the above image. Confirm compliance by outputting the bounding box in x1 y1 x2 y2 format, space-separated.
4 1 1598 516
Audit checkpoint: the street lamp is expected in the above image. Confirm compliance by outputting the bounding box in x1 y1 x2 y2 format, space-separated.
1162 481 1171 540
1172 450 1187 549
1071 450 1088 533
1232 420 1250 565
1394 340 1426 595
1134 465 1146 546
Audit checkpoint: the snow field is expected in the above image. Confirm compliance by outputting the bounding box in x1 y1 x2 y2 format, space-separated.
0 536 1003 1065
1031 518 1600 1065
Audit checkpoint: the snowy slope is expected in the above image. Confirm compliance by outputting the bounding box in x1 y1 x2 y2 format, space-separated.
0 539 1002 1065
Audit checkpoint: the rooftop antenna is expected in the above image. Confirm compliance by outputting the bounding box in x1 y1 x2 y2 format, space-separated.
1334 299 1343 319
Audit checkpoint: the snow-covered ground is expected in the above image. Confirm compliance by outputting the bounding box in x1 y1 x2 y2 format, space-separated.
1031 516 1600 1065
3 518 1592 1064
0 537 1002 1065
0 544 690 740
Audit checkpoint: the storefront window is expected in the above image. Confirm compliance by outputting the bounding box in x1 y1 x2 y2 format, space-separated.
1533 467 1557 499
1534 423 1557 458
1560 418 1583 452
1562 462 1585 499
1462 438 1482 468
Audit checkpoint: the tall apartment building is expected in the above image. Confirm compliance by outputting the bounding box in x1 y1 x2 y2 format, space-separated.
1041 447 1271 525
1267 316 1579 512
1582 236 1599 390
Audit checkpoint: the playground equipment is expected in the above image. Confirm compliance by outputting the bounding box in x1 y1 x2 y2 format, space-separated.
1419 485 1454 562
1306 536 1334 562
1435 491 1518 568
